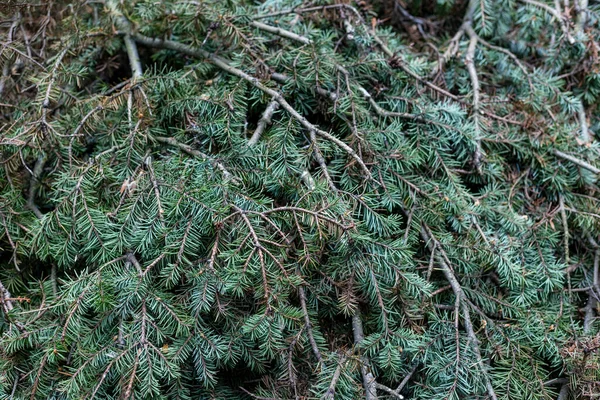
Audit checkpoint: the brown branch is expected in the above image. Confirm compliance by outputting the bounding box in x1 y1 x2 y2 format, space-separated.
249 21 311 45
298 286 322 362
352 313 379 400
248 100 279 146
554 150 600 174
322 353 347 400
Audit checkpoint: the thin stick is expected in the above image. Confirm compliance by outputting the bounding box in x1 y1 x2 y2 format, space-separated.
352 313 379 400
250 21 311 45
554 150 600 174
464 25 482 172
298 286 323 362
322 354 347 400
248 100 279 146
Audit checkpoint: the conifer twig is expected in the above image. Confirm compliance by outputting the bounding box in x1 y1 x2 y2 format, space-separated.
352 313 378 400
464 25 483 172
519 0 575 43
554 150 600 174
421 224 498 400
248 100 279 146
132 34 373 179
298 286 322 362
153 136 236 181
249 21 311 45
309 130 337 192
322 353 346 400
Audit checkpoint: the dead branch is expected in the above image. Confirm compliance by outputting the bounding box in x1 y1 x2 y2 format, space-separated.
322 353 347 400
298 286 323 362
248 100 280 146
352 313 378 400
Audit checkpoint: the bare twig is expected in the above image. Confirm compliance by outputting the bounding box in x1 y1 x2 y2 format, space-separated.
0 279 15 315
248 100 279 146
322 354 347 400
577 101 590 143
298 286 323 362
352 313 378 400
250 21 311 45
107 0 143 80
575 0 589 35
464 25 482 172
396 363 418 393
126 251 143 275
554 150 600 174
374 383 404 399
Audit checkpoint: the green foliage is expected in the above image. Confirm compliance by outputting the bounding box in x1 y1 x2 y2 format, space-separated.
1 0 600 399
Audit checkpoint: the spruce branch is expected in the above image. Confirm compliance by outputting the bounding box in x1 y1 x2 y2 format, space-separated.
309 130 337 192
132 34 373 180
420 224 498 400
519 0 575 43
153 136 236 182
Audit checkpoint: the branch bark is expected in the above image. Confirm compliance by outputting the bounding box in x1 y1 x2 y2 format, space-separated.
352 313 378 400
